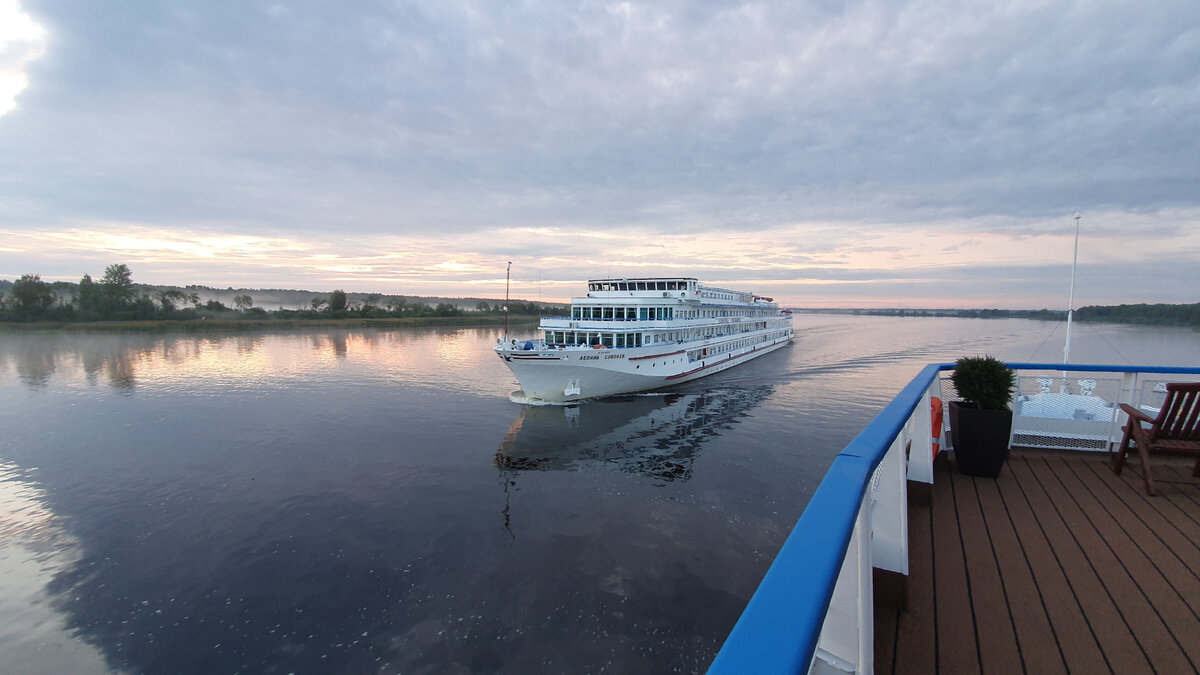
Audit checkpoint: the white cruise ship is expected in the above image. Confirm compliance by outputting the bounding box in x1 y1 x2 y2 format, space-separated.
495 277 794 402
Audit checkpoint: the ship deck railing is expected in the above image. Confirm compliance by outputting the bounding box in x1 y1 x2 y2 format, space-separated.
707 362 1200 674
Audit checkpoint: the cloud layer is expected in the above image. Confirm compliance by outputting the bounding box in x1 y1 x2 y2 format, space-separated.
1 0 1197 307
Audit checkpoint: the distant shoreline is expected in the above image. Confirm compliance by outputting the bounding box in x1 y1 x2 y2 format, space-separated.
0 315 543 333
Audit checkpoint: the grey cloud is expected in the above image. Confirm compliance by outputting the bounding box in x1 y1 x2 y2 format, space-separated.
1 0 1197 305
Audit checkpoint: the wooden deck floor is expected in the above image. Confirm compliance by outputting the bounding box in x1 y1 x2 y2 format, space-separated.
876 449 1200 674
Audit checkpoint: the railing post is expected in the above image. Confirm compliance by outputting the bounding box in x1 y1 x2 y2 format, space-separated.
812 487 873 674
1113 371 1139 448
907 385 935 486
872 433 909 581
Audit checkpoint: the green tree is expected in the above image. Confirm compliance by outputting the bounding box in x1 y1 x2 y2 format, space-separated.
50 281 73 307
157 289 189 313
233 294 253 311
10 274 54 319
100 263 135 316
76 274 103 319
329 289 347 312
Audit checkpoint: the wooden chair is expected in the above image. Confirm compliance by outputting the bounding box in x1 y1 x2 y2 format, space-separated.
1111 382 1200 495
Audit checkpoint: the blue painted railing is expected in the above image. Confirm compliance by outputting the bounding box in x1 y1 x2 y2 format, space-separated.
708 361 1200 674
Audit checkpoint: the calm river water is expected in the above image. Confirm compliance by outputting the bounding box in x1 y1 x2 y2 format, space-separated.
1 316 1197 673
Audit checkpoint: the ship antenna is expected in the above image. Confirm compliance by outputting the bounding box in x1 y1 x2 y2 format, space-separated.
504 261 512 339
1062 213 1081 385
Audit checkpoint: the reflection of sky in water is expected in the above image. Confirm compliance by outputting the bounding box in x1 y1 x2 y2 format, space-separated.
1 319 1198 672
0 463 110 673
0 327 516 399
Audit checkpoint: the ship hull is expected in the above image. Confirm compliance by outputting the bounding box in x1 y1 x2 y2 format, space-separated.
496 336 792 402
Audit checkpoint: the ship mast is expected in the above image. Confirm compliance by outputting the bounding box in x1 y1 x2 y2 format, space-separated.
1062 213 1081 387
504 261 512 339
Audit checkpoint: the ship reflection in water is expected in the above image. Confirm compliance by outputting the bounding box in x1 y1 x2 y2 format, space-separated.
495 386 773 484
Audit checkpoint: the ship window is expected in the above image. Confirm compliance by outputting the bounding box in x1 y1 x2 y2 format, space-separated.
602 333 614 347
618 282 627 291
635 282 645 290
603 307 613 319
639 307 648 320
615 307 625 320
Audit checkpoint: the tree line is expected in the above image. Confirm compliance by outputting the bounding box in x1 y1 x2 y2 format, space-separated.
0 265 554 323
826 304 1200 326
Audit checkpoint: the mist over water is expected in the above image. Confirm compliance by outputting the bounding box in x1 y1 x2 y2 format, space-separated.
1 317 1196 673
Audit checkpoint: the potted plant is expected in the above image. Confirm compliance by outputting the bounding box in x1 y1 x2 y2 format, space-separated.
949 355 1016 477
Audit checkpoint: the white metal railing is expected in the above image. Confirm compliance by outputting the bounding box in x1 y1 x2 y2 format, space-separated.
708 362 1200 674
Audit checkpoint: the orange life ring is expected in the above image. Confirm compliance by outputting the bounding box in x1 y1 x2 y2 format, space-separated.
931 397 944 458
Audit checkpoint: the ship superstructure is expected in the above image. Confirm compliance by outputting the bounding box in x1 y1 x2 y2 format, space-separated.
495 277 794 402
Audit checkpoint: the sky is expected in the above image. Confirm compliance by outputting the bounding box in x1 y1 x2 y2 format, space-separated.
0 0 1197 309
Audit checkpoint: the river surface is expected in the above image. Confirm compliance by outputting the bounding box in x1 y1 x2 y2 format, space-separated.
1 315 1197 673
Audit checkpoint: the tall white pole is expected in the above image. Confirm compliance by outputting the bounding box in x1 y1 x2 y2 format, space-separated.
504 261 512 339
1063 213 1081 374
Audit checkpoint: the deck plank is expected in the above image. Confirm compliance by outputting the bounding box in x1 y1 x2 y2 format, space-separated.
950 470 1023 673
930 465 981 674
879 450 1200 674
1001 456 1153 673
973 474 1066 674
994 455 1107 674
1071 458 1200 622
1051 455 1200 671
1029 454 1195 674
883 497 935 675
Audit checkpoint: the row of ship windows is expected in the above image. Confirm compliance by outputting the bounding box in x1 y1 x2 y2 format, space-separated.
589 280 693 292
571 306 774 320
702 292 752 303
545 321 780 348
686 330 792 361
573 306 675 320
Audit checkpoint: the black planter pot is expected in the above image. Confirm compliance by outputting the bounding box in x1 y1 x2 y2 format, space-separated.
948 401 1013 478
